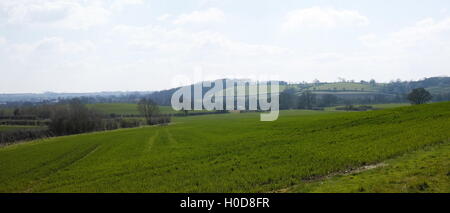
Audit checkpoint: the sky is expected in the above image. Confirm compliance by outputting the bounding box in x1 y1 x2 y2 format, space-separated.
1 0 450 93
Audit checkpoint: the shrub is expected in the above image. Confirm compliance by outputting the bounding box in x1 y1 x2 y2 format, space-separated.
0 128 52 145
150 114 171 125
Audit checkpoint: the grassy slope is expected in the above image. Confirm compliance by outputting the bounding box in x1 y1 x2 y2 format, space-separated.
0 102 449 192
324 103 410 111
426 86 450 94
306 82 380 92
369 103 410 109
89 102 410 115
288 142 450 193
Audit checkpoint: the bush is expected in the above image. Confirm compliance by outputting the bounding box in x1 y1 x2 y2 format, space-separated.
0 120 50 126
0 128 52 145
48 99 105 135
335 105 373 111
150 114 171 125
119 118 144 128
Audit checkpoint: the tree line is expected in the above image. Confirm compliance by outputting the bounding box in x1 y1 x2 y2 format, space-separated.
279 87 435 110
0 98 171 145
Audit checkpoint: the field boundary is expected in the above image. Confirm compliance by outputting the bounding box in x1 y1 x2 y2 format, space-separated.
271 162 387 193
271 139 450 193
21 144 100 193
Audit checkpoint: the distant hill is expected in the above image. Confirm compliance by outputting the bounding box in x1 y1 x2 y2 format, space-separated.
293 77 450 95
1 77 449 105
0 91 154 105
145 77 450 105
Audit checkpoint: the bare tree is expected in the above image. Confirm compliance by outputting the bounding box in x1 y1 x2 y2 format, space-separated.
138 98 160 125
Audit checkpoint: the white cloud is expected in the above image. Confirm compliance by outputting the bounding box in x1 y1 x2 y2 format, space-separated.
0 37 6 46
342 17 450 81
59 4 110 30
0 0 111 29
112 24 287 57
34 37 95 54
358 33 378 46
2 2 449 93
390 18 450 47
157 13 171 21
4 37 95 62
282 7 369 31
111 0 145 11
173 8 225 25
361 17 450 48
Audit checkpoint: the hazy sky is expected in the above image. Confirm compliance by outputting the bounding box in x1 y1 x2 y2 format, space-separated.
1 0 450 93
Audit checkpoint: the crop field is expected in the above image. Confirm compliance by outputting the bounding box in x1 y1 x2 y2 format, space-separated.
369 103 411 109
288 142 450 193
87 103 216 116
426 86 450 94
0 125 43 132
86 103 177 115
306 82 380 92
0 102 449 192
323 103 409 111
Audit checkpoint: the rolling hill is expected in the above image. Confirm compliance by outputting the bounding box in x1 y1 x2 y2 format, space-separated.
0 102 449 192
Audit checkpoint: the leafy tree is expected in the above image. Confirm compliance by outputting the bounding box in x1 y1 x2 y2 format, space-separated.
48 99 103 135
407 88 432 105
319 94 338 107
138 98 160 125
298 91 316 109
13 108 20 116
279 88 298 110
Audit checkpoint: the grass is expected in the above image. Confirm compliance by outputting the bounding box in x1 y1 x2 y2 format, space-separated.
324 103 410 111
306 82 380 92
369 103 410 109
0 125 44 132
86 103 178 115
287 141 450 193
426 86 450 94
0 102 449 192
87 103 217 116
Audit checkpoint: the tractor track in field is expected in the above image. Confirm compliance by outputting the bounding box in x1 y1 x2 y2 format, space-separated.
146 130 160 152
165 129 178 145
21 144 100 193
13 146 83 179
271 162 387 193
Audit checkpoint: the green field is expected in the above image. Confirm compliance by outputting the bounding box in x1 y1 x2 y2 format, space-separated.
87 103 216 116
0 102 449 192
0 125 43 132
324 103 410 111
306 82 380 92
288 142 450 193
368 103 410 109
426 86 450 94
86 103 178 115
